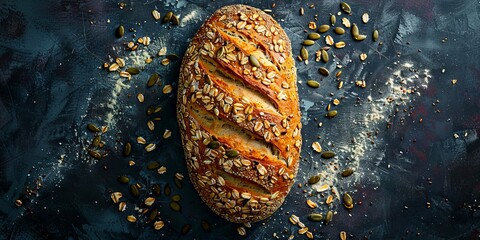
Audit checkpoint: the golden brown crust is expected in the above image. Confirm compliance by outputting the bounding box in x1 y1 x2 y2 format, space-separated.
176 4 301 223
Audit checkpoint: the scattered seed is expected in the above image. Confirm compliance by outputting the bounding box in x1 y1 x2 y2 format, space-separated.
111 192 123 203
152 184 161 196
330 15 336 25
207 140 220 149
351 23 359 37
326 110 337 119
163 11 173 23
172 194 181 202
340 2 351 14
333 99 340 105
326 195 334 204
144 197 155 206
318 24 330 33
157 166 167 174
118 201 126 212
342 17 351 28
87 123 100 132
325 35 334 46
136 93 145 103
340 231 347 240
201 220 211 231
336 71 342 78
146 161 159 170
147 120 154 131
88 150 101 159
149 208 158 221
92 135 101 147
308 175 321 184
164 184 171 196
130 184 140 197
162 85 173 94
335 41 346 49
161 58 170 65
249 55 260 67
300 47 308 61
154 220 165 230
137 136 146 144
334 27 345 35
237 226 246 236
312 141 322 152
115 58 125 68
360 53 368 61
171 14 179 25
145 143 156 152
325 210 333 225
321 49 329 63
342 168 354 177
308 32 321 40
308 213 323 222
125 67 139 75
306 199 317 208
147 73 159 87
302 40 315 46
289 214 300 225
127 215 137 223
117 175 130 184
174 177 183 189
169 201 181 212
343 193 354 208
299 7 304 15
338 81 344 89
123 142 131 156
318 67 330 76
321 151 336 159
451 79 457 85
307 80 320 88
354 34 367 41
116 25 124 38
362 13 370 23
181 224 191 235
373 29 379 41
308 21 317 30
152 9 161 21
226 149 239 158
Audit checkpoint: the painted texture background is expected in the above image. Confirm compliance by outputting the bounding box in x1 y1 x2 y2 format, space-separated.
0 0 479 239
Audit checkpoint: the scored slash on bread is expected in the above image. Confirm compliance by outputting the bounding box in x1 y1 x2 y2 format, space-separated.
177 4 302 223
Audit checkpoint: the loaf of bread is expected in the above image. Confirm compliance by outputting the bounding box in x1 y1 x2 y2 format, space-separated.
176 4 301 223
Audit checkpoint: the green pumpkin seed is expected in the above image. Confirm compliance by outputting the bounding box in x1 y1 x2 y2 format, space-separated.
164 184 171 196
351 23 359 37
126 68 140 75
318 67 330 76
308 213 323 222
207 140 220 149
307 80 320 88
325 210 333 225
147 73 159 87
226 149 239 158
149 208 158 221
373 30 379 41
171 14 180 25
318 24 330 33
326 110 338 119
330 15 336 25
172 194 181 202
152 184 161 196
166 54 179 61
308 175 321 184
169 201 181 212
340 2 352 14
163 11 173 23
300 47 308 61
130 184 140 197
341 169 354 177
92 135 101 147
87 123 100 132
334 27 345 35
249 55 260 68
181 224 190 235
117 175 130 184
321 49 329 63
147 161 160 170
321 151 336 159
354 34 367 41
123 142 131 156
343 193 353 206
116 25 124 38
88 150 101 159
302 39 315 46
307 32 321 40
201 220 211 231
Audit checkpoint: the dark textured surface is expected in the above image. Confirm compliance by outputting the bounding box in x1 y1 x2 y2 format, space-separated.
0 0 479 239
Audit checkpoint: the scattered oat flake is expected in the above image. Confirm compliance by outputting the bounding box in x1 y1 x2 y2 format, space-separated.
137 93 144 103
315 184 330 192
311 141 322 153
453 133 459 139
126 215 137 223
451 79 457 85
157 166 167 174
163 129 172 139
158 47 167 56
308 22 316 30
360 53 368 61
237 226 246 236
154 221 165 230
163 85 173 94
362 13 370 23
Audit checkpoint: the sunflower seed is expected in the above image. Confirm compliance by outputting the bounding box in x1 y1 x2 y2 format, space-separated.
308 32 321 40
334 27 345 35
152 10 161 21
330 15 336 25
147 73 159 87
308 213 323 222
312 141 322 152
362 13 370 23
130 184 140 197
163 11 173 23
300 47 308 61
169 201 181 212
123 142 131 156
321 49 329 63
302 39 315 46
321 151 336 159
318 24 330 33
340 2 351 14
319 67 330 76
249 55 260 67
88 150 101 159
326 110 337 118
127 215 137 223
373 29 379 41
154 221 165 230
144 197 155 206
325 210 333 225
126 67 140 75
342 168 354 177
308 175 320 184
117 175 130 184
307 80 320 88
87 123 100 132
116 25 124 38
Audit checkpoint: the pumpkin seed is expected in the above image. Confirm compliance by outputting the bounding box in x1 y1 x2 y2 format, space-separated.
300 47 308 61
116 25 124 38
207 140 220 149
307 80 320 88
249 55 260 67
308 175 321 184
117 175 130 184
321 49 329 63
201 220 211 231
164 184 171 196
172 194 181 202
342 168 354 177
171 14 179 25
326 110 338 118
152 184 161 196
123 142 131 156
325 210 333 225
149 208 158 221
334 27 345 35
321 151 336 159
373 29 379 41
308 32 321 40
226 149 239 158
92 135 101 147
130 184 140 197
88 150 101 159
330 15 336 25
181 224 191 235
340 2 351 14
126 67 140 75
343 193 353 207
169 201 181 212
318 67 330 76
318 24 330 33
302 39 315 46
308 213 323 222
351 23 359 37
354 34 367 41
166 54 179 61
163 11 173 23
147 161 160 170
362 13 370 23
147 73 159 87
87 123 100 132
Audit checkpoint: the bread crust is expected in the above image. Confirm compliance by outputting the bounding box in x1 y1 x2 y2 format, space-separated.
177 4 301 223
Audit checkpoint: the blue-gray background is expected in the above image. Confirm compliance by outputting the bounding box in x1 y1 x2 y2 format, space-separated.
0 0 479 239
